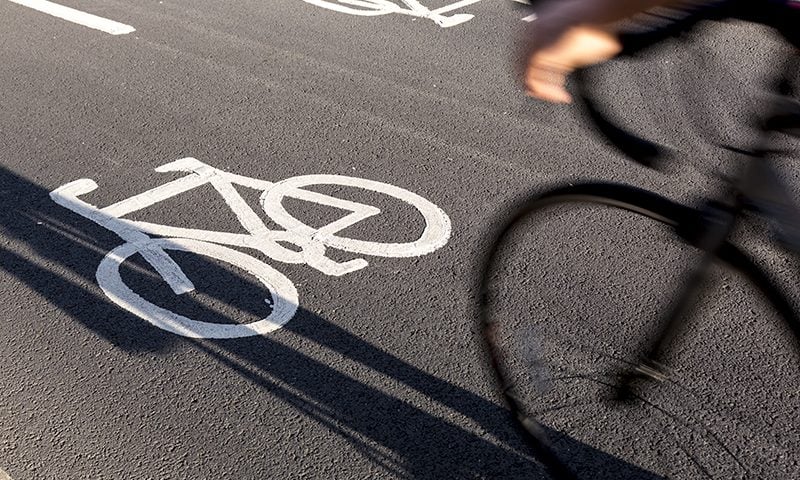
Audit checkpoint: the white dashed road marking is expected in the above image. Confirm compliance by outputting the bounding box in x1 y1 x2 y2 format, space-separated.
0 467 13 480
8 0 135 35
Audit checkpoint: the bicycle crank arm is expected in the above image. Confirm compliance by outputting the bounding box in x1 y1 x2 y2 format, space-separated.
613 358 671 403
616 252 724 401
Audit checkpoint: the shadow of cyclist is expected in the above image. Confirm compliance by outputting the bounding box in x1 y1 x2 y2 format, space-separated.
0 163 665 479
0 165 177 352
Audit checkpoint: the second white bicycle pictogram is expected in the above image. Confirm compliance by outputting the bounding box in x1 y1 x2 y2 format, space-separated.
302 0 482 28
51 158 452 339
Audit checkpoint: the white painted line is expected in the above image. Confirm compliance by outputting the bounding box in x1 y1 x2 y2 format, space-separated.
430 0 481 15
303 0 477 27
399 0 473 27
0 467 14 480
8 0 135 35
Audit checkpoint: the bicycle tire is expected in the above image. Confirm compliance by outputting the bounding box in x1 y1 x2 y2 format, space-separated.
478 182 800 479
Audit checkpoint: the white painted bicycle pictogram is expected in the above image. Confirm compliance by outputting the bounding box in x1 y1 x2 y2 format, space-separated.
302 0 481 28
50 158 451 339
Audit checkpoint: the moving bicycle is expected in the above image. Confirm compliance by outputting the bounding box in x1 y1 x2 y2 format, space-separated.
479 1 800 478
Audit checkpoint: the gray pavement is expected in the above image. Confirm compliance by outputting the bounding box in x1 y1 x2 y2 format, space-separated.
1 1 798 479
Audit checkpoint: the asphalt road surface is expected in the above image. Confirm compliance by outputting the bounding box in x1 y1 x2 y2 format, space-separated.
1 1 799 479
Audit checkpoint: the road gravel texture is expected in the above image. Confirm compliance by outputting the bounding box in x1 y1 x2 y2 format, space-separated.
1 1 798 479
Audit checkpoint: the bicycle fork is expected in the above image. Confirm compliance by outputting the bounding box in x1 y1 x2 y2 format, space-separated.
615 115 796 399
615 200 739 401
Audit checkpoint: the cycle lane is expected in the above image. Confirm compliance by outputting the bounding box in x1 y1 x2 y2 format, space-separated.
3 0 798 478
0 1 559 478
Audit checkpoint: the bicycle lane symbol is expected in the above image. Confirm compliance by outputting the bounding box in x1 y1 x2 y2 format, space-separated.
302 0 482 28
50 157 452 339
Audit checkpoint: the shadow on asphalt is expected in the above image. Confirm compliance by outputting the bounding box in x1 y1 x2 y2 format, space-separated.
0 164 661 479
